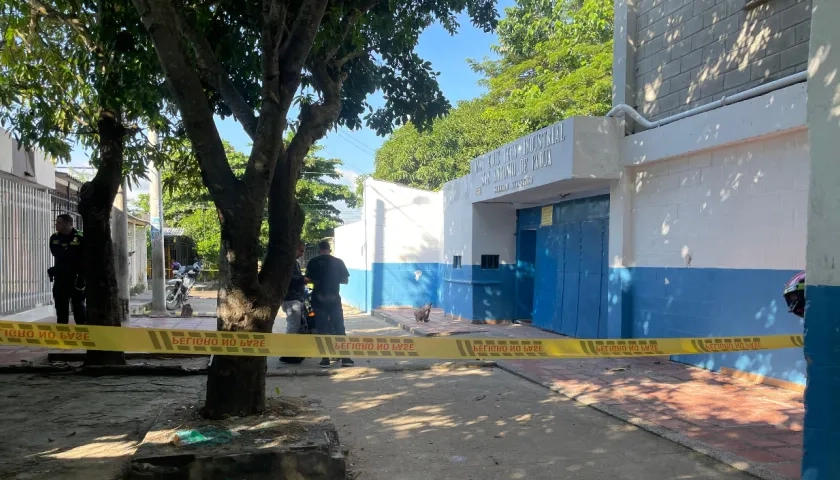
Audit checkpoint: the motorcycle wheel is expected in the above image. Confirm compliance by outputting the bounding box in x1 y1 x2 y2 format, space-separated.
165 287 181 311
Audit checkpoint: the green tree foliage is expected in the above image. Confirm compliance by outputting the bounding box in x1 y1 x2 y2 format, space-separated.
373 98 523 190
474 0 614 130
372 0 613 190
134 140 357 261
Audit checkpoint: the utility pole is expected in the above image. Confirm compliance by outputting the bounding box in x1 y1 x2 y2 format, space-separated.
149 130 167 314
113 178 130 321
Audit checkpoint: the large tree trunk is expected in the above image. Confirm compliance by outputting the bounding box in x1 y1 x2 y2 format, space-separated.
78 109 127 366
201 156 305 419
202 214 284 419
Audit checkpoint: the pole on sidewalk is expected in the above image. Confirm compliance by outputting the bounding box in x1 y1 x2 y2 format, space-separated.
803 2 840 477
113 178 130 321
149 130 167 314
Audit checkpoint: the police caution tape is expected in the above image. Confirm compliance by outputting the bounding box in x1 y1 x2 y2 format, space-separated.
0 321 805 360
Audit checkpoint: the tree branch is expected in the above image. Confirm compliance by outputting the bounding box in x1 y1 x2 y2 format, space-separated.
27 0 97 51
131 0 240 210
170 8 259 140
241 0 329 212
324 0 379 62
259 61 344 290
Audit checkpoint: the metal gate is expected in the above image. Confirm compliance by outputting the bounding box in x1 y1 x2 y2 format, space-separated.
0 176 53 315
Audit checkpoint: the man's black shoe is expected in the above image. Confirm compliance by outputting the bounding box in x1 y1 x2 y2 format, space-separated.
319 358 331 368
341 358 355 367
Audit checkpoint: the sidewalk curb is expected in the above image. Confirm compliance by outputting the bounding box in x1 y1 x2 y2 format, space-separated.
372 311 484 337
375 310 792 480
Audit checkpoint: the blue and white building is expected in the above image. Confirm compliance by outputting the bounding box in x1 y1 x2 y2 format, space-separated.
337 1 839 473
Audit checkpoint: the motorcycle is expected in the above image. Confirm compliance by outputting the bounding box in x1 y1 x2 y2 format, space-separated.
165 261 203 311
279 286 315 364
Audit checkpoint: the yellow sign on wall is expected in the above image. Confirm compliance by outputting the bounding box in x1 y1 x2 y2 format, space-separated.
540 206 553 226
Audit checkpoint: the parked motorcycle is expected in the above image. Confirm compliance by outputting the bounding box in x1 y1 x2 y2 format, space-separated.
279 286 315 364
165 261 203 311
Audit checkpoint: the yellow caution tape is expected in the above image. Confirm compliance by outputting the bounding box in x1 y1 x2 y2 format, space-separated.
0 321 804 359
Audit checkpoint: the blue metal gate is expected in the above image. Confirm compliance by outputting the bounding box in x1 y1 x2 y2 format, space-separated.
519 195 609 337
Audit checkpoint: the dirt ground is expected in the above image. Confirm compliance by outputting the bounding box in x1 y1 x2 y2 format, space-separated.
0 364 756 480
0 374 204 480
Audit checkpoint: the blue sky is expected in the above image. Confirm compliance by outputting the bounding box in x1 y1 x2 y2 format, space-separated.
68 0 516 204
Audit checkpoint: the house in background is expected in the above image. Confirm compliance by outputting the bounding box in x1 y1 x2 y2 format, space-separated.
0 127 150 316
0 128 56 315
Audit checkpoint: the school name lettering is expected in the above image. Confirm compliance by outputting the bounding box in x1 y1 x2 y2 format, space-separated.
472 123 564 194
333 341 416 352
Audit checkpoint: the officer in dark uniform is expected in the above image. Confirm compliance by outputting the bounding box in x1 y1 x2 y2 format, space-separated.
48 214 86 324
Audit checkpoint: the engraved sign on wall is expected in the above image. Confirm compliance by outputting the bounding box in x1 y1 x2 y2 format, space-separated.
470 122 565 197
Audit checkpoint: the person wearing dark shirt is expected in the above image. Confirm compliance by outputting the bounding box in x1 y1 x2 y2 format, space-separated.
48 214 86 324
282 242 307 334
305 240 352 368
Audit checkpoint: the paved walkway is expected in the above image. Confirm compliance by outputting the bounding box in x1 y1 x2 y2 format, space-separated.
376 308 803 480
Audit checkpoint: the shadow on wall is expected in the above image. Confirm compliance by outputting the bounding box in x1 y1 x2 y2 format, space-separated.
634 0 810 124
617 130 809 384
371 198 441 309
340 186 443 312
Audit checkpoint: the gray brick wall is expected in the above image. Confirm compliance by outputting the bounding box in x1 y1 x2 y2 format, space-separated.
633 0 811 124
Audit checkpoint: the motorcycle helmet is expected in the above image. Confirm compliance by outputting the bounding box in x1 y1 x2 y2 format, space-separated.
783 271 806 318
172 262 181 270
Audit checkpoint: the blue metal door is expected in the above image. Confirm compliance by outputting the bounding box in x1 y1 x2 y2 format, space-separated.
557 223 581 336
514 229 537 321
532 226 559 330
576 219 607 338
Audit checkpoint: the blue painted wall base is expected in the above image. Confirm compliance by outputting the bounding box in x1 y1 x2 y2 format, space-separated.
341 263 440 312
802 284 840 479
622 266 806 386
344 263 807 391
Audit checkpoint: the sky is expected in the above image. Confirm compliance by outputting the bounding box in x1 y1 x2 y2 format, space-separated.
64 0 517 221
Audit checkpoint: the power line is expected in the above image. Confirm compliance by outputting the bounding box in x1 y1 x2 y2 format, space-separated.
334 129 378 158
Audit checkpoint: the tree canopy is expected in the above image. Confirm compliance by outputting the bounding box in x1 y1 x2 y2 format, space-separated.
0 0 171 181
135 140 358 262
373 98 523 190
373 0 613 191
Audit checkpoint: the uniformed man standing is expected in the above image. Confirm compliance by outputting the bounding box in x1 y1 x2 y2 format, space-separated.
48 214 86 324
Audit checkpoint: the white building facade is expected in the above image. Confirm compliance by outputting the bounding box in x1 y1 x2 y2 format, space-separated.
341 0 838 472
338 0 814 386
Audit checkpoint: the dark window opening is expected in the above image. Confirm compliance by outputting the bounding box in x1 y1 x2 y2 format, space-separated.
452 255 462 269
481 255 500 270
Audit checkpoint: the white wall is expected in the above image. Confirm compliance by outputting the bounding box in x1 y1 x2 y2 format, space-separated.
629 129 809 270
365 179 442 265
472 203 517 265
0 128 55 189
334 178 443 270
334 220 367 271
442 176 473 265
128 224 148 290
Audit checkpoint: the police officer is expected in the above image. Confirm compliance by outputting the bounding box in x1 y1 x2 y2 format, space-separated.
48 214 86 325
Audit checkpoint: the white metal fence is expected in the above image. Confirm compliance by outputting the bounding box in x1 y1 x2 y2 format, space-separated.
0 176 53 315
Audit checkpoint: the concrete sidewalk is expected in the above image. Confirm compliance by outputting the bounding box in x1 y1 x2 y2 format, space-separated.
375 308 803 480
2 291 153 324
